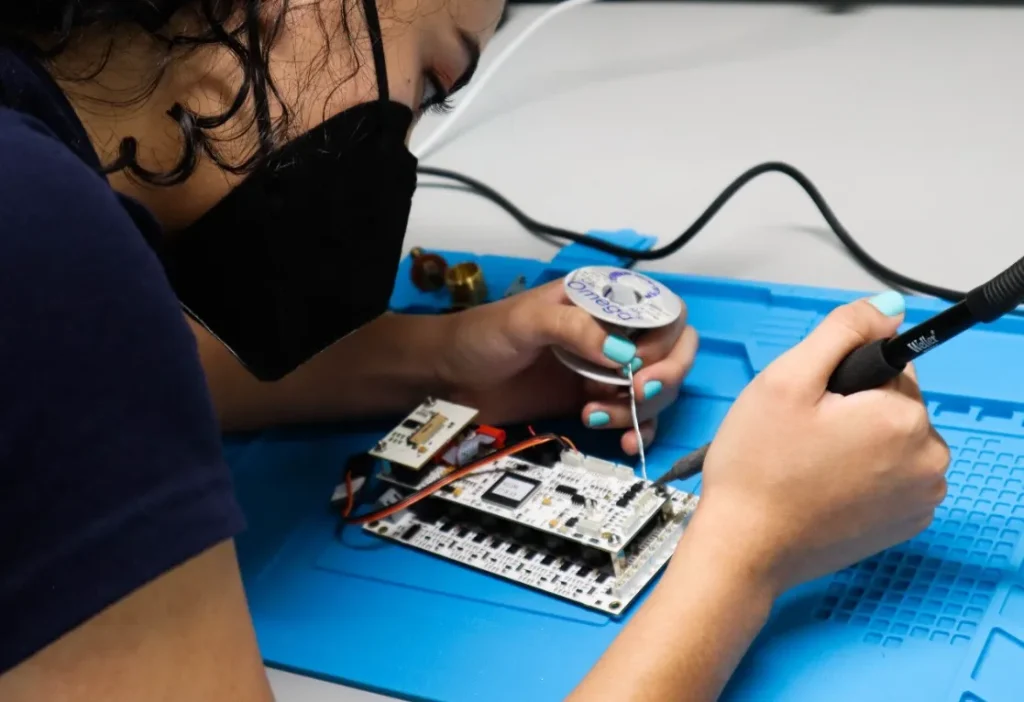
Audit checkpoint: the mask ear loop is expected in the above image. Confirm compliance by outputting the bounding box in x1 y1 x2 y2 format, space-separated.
359 0 391 103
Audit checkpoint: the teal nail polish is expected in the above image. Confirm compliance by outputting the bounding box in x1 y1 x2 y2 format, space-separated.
587 411 610 428
620 357 643 377
643 380 663 400
867 290 905 317
602 336 636 365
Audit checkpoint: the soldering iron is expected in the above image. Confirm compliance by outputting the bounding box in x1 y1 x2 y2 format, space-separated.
656 252 1024 485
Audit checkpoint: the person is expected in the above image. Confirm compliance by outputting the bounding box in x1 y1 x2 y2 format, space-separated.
0 2 949 701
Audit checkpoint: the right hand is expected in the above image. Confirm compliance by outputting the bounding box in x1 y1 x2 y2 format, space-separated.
690 293 950 597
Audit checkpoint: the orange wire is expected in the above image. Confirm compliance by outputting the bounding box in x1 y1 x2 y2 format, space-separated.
348 435 561 525
528 424 574 450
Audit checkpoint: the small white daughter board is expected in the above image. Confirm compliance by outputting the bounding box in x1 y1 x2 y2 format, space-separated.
368 398 478 470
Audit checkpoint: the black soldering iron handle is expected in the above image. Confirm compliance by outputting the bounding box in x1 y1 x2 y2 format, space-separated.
825 338 906 396
965 253 1024 322
828 252 1024 395
659 340 906 485
658 254 1024 486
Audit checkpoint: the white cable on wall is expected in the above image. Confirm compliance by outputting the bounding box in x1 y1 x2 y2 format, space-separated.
412 0 598 161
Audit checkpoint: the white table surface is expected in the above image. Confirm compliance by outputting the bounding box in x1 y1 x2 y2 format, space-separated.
268 3 1024 699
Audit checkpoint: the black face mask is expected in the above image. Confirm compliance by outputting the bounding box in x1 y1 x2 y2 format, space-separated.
160 0 416 382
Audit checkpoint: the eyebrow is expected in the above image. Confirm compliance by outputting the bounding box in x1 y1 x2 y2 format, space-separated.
449 30 481 95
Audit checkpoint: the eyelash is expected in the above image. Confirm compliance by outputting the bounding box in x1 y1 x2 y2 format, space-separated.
422 73 456 114
428 96 456 115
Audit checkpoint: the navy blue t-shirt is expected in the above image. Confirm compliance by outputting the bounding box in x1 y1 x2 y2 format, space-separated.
0 49 246 672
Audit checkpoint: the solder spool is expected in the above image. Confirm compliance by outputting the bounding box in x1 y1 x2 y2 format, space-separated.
553 266 683 386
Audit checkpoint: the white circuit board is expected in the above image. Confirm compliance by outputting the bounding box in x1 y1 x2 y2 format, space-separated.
379 450 673 553
368 398 478 470
365 486 696 616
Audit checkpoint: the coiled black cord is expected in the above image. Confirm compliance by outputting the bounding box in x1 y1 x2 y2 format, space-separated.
417 161 994 309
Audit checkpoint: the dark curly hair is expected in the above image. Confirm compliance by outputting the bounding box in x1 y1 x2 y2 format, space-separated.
0 1 322 186
2 2 510 186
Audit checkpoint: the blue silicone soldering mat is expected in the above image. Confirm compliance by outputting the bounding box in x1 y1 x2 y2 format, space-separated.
229 231 1024 702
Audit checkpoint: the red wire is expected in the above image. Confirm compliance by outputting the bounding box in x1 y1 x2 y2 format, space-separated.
343 472 355 518
348 434 562 525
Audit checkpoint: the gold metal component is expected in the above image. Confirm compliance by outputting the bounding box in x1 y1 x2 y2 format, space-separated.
453 487 463 497
408 413 447 447
549 519 559 528
542 496 552 506
446 261 488 308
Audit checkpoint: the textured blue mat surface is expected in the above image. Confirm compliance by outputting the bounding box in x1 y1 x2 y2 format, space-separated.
231 232 1024 702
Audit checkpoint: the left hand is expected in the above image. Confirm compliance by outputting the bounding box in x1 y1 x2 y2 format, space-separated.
436 278 698 455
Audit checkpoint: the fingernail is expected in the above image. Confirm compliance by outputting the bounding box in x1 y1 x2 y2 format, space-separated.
643 380 663 400
602 336 636 365
867 290 905 317
587 411 610 428
620 357 643 377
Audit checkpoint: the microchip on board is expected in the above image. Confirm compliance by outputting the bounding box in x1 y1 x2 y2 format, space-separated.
481 474 541 509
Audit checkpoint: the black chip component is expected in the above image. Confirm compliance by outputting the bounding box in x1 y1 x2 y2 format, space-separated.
515 441 561 467
440 522 455 533
472 532 487 543
559 561 572 572
401 524 421 541
617 483 645 508
571 494 586 506
596 573 609 584
541 554 555 566
481 473 541 508
523 549 536 560
491 538 504 548
577 566 591 578
457 527 470 538
401 418 422 430
507 543 521 555
441 484 456 493
555 485 577 495
565 517 579 528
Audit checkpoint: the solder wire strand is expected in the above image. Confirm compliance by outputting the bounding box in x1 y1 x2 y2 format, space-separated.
626 365 647 481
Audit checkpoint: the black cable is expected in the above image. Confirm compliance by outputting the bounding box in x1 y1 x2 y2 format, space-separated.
416 161 979 306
